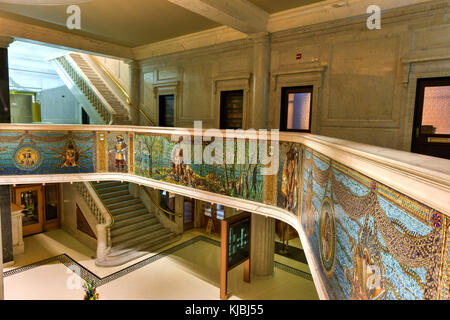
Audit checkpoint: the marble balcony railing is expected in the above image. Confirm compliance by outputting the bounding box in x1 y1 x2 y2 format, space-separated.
0 124 448 300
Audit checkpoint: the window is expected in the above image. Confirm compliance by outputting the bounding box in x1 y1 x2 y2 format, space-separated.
204 202 224 220
420 84 450 135
280 86 313 132
412 77 450 160
158 94 175 127
220 90 244 129
216 204 224 220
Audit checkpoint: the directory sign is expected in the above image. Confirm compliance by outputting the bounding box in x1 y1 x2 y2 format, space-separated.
227 216 250 270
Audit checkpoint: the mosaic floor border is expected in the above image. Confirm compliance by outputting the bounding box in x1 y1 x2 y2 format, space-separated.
3 236 312 286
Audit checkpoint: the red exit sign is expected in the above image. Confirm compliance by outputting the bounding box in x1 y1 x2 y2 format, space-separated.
296 53 302 60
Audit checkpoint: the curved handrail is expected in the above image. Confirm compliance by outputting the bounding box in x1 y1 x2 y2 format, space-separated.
75 182 115 241
88 182 115 228
142 186 182 218
89 55 156 126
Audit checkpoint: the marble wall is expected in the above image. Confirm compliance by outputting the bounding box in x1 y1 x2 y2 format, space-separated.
138 2 450 152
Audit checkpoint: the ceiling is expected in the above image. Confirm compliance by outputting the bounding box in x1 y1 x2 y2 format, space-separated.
0 0 325 47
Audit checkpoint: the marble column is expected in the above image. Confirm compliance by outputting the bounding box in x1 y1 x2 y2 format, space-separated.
250 213 275 278
249 32 271 130
127 60 141 125
248 32 275 278
0 36 13 123
0 186 13 264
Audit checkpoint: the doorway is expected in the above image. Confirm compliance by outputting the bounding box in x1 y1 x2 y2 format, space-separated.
159 94 175 127
12 184 61 237
220 90 244 129
183 197 195 231
411 77 450 159
280 86 313 132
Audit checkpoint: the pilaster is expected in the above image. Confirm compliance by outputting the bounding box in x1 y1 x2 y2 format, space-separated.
127 60 141 125
250 32 271 130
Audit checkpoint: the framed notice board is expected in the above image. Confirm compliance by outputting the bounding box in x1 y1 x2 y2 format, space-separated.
227 216 250 270
220 211 251 299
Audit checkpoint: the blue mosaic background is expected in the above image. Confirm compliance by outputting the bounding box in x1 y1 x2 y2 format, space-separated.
301 149 446 300
0 132 95 175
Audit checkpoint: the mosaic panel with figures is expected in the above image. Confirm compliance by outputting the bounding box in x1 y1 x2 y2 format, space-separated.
277 142 302 215
134 134 264 202
0 131 96 175
300 147 450 300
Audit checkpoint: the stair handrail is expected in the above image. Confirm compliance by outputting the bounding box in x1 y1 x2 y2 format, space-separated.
89 55 156 126
75 182 115 262
54 55 116 124
142 187 182 218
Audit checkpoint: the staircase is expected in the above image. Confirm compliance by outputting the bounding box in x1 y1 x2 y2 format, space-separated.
69 53 132 125
92 181 180 266
53 53 132 125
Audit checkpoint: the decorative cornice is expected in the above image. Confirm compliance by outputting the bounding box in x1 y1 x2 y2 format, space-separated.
268 0 436 34
132 0 445 61
133 26 248 61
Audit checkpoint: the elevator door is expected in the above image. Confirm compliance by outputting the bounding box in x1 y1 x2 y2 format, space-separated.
411 77 450 159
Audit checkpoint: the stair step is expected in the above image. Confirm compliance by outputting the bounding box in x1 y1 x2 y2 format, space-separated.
94 181 124 189
99 189 129 200
108 230 174 257
112 208 150 222
110 203 146 215
111 217 159 237
97 234 180 267
103 194 135 205
112 223 165 245
107 198 141 210
97 184 129 195
113 213 152 229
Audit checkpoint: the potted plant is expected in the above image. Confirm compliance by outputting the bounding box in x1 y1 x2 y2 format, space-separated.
83 277 99 300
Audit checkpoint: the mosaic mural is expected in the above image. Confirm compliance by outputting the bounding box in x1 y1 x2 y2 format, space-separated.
0 128 448 300
0 131 96 175
107 132 128 173
134 134 264 202
277 142 301 215
300 148 450 300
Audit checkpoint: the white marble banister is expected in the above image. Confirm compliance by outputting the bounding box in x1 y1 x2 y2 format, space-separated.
0 124 447 216
74 182 113 263
0 124 448 300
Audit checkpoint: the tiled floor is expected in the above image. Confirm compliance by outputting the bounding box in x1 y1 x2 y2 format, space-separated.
3 229 319 300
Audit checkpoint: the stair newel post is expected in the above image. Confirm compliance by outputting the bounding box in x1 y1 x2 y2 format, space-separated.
96 224 108 263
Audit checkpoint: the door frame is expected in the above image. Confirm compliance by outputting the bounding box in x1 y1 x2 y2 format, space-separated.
14 185 44 237
183 197 195 231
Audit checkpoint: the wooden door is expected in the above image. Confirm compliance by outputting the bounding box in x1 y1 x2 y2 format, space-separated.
14 185 44 236
220 90 243 129
183 197 195 231
411 77 450 159
159 95 175 127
